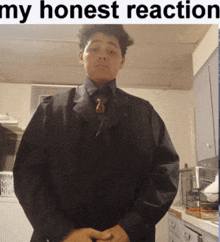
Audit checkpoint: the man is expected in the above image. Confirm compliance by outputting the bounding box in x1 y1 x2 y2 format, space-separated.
13 25 179 242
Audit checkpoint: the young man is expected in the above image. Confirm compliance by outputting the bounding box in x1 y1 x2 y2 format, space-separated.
14 25 179 242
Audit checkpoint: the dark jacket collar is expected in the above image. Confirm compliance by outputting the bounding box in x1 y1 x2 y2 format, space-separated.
73 81 129 136
84 76 117 97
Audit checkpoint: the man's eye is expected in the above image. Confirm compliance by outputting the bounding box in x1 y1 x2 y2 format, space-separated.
91 48 99 52
109 50 116 55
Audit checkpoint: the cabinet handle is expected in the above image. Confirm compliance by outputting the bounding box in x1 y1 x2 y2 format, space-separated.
171 222 176 229
184 232 191 241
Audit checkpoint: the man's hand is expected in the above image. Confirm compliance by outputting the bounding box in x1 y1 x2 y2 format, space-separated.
97 225 130 242
62 228 111 242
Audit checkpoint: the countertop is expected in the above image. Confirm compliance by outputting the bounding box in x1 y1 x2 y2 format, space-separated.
169 203 219 237
0 196 18 203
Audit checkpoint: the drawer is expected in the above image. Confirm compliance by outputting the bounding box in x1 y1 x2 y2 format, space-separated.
203 234 218 242
168 214 180 238
181 226 202 242
168 233 179 242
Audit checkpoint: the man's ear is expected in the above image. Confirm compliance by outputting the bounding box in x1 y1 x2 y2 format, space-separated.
119 56 125 69
79 51 84 66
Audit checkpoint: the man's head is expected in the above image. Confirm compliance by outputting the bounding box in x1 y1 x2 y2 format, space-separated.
78 25 134 56
78 25 134 87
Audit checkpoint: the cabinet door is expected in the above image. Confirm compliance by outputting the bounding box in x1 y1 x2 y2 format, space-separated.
207 49 218 156
194 64 215 161
181 226 202 242
203 234 219 242
168 233 179 242
168 213 181 238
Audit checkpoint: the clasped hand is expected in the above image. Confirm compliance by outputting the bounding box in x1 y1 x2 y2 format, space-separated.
62 225 130 242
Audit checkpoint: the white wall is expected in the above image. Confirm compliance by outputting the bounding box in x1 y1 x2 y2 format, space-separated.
0 83 31 130
193 24 218 76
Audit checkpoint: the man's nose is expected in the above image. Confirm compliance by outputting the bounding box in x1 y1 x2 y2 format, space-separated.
99 55 106 60
97 50 107 60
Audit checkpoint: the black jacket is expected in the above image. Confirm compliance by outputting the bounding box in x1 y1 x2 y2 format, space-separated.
13 87 179 242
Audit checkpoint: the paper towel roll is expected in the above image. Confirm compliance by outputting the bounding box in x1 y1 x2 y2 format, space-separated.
201 179 219 202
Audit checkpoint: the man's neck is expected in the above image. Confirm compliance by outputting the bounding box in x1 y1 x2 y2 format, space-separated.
84 77 117 97
91 79 109 88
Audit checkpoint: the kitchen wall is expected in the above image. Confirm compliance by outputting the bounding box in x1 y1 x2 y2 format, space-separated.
193 25 218 76
0 83 31 128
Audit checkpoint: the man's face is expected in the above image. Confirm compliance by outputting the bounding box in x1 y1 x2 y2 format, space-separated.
79 32 125 86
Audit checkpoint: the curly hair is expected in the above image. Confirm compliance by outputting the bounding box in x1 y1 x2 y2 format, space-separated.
77 24 134 56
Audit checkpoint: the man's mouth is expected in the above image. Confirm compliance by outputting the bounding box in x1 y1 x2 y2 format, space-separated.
97 65 108 69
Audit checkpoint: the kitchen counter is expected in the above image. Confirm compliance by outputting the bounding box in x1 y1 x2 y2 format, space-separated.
0 196 18 203
169 203 218 237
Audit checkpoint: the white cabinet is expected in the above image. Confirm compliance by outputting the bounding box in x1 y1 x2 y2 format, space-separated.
193 48 218 162
181 226 202 242
208 50 219 158
168 213 218 242
203 234 219 242
169 233 179 242
168 213 181 238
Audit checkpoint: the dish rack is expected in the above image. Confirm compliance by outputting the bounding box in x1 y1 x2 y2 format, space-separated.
0 171 16 197
180 167 218 219
185 189 218 219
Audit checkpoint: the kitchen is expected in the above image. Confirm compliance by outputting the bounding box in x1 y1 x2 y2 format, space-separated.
0 24 218 242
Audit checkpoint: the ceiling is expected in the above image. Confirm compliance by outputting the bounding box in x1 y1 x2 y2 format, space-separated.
0 24 212 89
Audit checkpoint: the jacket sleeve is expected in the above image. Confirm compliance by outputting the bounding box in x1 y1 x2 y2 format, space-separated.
13 97 75 242
118 106 179 242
